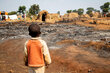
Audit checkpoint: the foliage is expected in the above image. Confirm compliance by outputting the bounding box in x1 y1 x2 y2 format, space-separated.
73 9 78 13
86 7 94 17
57 11 60 14
100 2 110 14
29 4 40 15
67 8 84 15
26 11 31 17
86 10 93 17
78 8 84 15
87 7 94 11
8 11 17 15
94 9 100 13
18 6 26 14
67 10 72 13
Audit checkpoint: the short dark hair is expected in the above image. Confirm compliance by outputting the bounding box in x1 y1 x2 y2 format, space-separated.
28 24 41 37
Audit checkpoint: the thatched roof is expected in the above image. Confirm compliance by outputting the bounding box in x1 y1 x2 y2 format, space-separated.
92 12 101 18
63 12 79 18
81 14 90 18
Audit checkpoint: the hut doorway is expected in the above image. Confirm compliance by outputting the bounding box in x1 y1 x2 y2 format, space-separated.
42 13 46 21
37 10 48 22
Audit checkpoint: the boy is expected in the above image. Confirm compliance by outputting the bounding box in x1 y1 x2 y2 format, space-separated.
24 24 51 73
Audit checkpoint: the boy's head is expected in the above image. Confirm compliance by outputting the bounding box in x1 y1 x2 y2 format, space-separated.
28 24 41 37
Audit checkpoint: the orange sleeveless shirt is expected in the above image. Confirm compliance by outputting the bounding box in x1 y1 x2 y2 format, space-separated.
27 39 45 67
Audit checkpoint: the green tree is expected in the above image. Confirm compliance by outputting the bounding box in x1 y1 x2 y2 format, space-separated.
87 7 94 11
57 11 60 14
100 2 110 14
86 10 93 17
67 10 72 13
26 11 31 17
94 9 100 13
29 4 40 15
78 8 84 15
86 10 92 14
86 7 94 17
73 9 78 13
18 6 26 14
8 11 17 15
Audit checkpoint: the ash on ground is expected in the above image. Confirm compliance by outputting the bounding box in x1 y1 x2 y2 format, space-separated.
0 22 110 55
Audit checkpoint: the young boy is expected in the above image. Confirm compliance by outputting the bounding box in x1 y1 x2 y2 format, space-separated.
24 24 51 73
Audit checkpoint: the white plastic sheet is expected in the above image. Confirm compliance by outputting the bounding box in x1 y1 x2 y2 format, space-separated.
9 15 18 20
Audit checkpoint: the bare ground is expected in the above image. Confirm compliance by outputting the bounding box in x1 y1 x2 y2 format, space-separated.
0 21 110 73
0 38 110 73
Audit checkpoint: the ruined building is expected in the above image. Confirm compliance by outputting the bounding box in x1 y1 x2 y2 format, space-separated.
37 10 62 23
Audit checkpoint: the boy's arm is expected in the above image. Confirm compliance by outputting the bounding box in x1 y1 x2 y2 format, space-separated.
24 41 28 66
41 40 51 65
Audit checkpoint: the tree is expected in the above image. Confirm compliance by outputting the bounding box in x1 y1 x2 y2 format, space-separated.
29 4 40 15
18 6 26 14
87 7 94 11
86 7 94 17
100 2 110 14
26 11 31 17
8 11 17 15
67 10 72 13
57 11 60 14
78 8 84 15
73 9 78 13
86 10 93 17
94 9 100 13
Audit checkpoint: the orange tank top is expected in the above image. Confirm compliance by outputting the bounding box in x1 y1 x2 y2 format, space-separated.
27 39 45 67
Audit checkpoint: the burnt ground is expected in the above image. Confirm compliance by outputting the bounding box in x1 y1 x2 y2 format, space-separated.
0 22 110 73
0 22 110 47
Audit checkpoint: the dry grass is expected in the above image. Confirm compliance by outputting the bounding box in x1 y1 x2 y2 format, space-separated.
76 21 110 30
82 41 110 52
56 40 74 45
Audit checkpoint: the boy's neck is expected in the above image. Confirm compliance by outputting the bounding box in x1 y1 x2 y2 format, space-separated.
31 36 41 39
